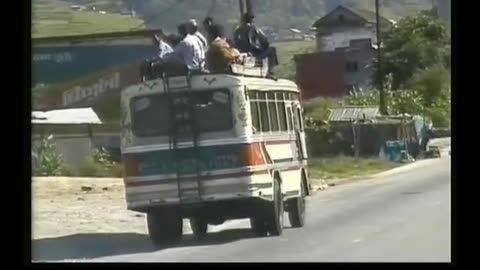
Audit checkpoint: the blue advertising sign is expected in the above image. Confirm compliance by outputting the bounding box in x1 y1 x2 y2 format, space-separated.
32 44 157 86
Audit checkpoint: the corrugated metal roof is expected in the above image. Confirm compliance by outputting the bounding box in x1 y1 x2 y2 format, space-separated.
32 108 102 125
328 106 380 122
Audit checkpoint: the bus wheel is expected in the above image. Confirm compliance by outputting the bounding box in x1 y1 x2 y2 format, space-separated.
288 179 306 228
266 179 284 236
147 210 183 247
250 217 268 236
190 218 208 239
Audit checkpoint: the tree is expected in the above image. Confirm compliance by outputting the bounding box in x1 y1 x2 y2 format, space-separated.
408 65 450 107
374 10 450 90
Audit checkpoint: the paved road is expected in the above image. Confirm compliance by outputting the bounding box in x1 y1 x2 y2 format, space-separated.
40 156 451 262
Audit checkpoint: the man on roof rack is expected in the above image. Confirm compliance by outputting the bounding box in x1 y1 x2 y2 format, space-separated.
233 13 278 76
205 24 241 73
141 24 205 79
186 19 208 51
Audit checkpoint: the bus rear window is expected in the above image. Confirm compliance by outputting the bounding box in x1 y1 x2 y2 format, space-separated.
130 89 233 137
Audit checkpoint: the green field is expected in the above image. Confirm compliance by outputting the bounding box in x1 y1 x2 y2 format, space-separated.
32 0 145 38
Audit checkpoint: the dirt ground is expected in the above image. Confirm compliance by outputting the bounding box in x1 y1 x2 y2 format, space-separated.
32 177 152 240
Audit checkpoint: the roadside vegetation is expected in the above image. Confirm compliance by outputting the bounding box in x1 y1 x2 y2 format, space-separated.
304 11 451 129
32 136 122 178
308 157 399 184
303 11 450 182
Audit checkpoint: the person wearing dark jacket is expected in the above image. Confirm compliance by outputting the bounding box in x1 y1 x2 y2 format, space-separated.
233 13 277 75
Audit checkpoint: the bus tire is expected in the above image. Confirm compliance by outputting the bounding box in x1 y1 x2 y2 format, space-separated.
250 217 268 236
147 210 183 247
288 178 306 228
266 179 284 236
190 218 208 239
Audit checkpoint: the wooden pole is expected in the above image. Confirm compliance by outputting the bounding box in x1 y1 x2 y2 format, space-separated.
245 0 253 15
239 0 245 17
375 0 387 115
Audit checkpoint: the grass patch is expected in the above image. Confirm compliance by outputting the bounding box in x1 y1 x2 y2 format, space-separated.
308 157 399 182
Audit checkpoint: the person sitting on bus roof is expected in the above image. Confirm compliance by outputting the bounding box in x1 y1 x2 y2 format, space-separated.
155 23 204 71
145 24 205 77
205 24 241 73
233 13 270 56
186 19 207 70
152 30 174 58
186 19 208 51
233 13 278 76
164 34 183 49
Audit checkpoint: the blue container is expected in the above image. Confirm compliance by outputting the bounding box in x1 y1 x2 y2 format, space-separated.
383 140 407 162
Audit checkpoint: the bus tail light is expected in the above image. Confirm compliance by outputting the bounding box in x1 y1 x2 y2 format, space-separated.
241 143 266 166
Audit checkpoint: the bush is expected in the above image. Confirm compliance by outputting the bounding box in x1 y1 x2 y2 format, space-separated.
78 147 118 177
32 135 65 176
60 166 76 177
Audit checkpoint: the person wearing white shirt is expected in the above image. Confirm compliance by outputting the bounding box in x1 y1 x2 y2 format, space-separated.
185 20 207 69
186 19 208 50
161 24 203 70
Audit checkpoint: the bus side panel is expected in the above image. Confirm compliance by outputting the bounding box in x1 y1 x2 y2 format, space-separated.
263 139 302 198
279 167 302 198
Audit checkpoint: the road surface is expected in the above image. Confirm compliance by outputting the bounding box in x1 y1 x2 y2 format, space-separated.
35 156 451 262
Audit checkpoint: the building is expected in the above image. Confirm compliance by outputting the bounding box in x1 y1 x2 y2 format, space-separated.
295 6 393 99
32 108 120 169
312 5 393 52
294 51 346 99
295 39 376 99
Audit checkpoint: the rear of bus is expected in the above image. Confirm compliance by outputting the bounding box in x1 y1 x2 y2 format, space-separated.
120 75 272 213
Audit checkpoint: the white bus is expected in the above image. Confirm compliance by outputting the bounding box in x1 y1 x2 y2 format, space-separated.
120 72 311 246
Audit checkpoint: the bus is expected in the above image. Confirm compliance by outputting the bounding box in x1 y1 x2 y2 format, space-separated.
120 72 311 246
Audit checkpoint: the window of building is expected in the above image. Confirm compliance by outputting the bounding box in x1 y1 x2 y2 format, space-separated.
346 62 359 72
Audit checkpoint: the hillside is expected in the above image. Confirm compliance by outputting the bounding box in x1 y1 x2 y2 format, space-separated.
32 0 145 38
33 0 436 38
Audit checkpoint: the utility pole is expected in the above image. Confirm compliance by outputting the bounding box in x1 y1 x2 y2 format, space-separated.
239 0 245 17
375 0 387 115
245 0 253 15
